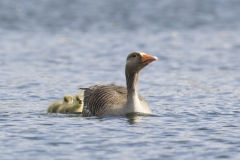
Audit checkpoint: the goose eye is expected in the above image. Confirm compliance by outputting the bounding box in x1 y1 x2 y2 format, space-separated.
133 54 136 58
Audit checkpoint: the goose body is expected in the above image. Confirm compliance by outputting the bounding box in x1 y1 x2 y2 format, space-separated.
81 52 157 117
81 84 151 117
47 94 74 113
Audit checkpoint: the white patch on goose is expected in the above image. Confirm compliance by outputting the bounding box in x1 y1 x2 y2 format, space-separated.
126 92 146 113
133 95 144 112
137 52 146 57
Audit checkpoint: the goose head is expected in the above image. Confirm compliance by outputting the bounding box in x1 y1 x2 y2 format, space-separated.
126 52 158 74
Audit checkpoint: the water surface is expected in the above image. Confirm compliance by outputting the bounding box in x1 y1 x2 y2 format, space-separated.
0 0 240 159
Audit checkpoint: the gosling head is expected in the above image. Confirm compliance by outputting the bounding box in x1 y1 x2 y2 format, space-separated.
75 92 84 105
63 94 74 104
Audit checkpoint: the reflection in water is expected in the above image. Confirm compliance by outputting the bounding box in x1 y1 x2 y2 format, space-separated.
126 112 150 124
126 113 141 124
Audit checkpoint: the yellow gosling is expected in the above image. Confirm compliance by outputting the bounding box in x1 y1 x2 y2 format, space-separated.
57 92 84 114
47 94 74 113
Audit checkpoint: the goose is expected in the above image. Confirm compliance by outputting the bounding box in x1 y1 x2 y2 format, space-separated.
80 52 157 117
57 92 84 114
47 94 74 113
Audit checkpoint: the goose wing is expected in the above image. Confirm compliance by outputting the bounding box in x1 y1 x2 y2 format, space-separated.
81 84 127 117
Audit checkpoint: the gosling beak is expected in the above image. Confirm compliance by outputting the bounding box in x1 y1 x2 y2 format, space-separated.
141 53 158 65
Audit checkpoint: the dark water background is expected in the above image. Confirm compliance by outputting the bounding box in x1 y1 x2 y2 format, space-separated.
0 0 240 159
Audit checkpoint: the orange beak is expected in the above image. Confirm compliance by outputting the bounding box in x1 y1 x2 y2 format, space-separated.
141 53 158 65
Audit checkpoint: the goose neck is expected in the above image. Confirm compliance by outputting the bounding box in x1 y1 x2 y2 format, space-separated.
125 70 139 96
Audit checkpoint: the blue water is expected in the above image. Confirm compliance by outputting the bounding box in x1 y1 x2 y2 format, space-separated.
1 0 240 159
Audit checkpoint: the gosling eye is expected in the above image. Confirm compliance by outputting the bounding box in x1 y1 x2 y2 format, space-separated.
133 54 136 58
78 100 82 104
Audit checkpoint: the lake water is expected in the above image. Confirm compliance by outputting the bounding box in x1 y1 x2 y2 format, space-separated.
1 0 240 159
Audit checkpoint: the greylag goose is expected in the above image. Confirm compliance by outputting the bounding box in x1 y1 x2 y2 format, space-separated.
80 52 157 117
47 94 74 113
57 92 84 114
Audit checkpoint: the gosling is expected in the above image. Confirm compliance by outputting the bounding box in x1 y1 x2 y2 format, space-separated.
57 92 84 114
47 94 74 113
